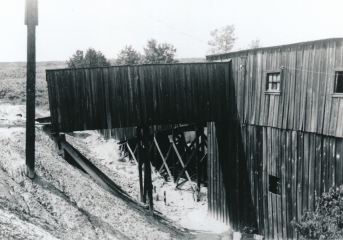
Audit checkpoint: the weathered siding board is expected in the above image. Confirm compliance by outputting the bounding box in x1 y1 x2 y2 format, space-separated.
322 42 335 135
208 122 343 239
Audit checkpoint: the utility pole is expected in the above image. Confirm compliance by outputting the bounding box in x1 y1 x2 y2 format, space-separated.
25 0 38 179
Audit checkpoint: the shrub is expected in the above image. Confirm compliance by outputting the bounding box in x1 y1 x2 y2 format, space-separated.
292 185 343 239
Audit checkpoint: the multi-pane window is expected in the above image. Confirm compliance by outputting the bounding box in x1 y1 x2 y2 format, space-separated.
266 72 281 91
334 71 343 93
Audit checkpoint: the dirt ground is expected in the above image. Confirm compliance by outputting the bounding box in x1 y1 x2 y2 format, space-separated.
0 103 231 239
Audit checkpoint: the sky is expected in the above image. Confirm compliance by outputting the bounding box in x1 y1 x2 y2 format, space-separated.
0 0 342 62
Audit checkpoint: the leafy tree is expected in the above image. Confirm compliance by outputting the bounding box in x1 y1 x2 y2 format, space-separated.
247 39 262 50
115 45 142 65
208 25 236 54
67 48 111 68
143 39 178 64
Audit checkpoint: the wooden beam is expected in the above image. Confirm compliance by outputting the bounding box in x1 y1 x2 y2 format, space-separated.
175 148 196 187
196 124 201 190
158 144 172 172
143 126 153 215
149 141 154 153
200 153 207 163
126 142 137 162
137 127 144 202
25 0 38 179
172 141 192 183
172 129 176 181
153 133 157 169
60 141 118 195
154 137 173 181
133 143 138 154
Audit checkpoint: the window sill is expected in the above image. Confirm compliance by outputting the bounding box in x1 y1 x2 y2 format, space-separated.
265 91 281 95
331 93 343 98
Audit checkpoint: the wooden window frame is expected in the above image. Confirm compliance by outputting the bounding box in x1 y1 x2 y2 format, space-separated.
265 70 281 95
332 68 343 98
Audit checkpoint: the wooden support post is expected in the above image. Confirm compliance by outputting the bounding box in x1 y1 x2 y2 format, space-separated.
196 124 201 191
154 133 157 169
172 129 176 182
136 127 144 202
25 0 38 179
200 126 206 184
58 134 66 159
143 126 153 214
126 142 137 162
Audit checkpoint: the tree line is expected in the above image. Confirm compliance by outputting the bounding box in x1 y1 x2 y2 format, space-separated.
67 25 262 68
66 38 178 68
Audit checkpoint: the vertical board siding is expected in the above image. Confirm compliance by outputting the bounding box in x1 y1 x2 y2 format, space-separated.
206 38 343 138
208 123 343 239
47 38 343 239
46 63 231 133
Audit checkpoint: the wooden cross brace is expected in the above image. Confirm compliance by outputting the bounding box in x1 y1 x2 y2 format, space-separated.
153 137 173 181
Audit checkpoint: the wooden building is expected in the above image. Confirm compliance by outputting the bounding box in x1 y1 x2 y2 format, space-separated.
206 38 343 239
46 38 343 239
46 63 230 133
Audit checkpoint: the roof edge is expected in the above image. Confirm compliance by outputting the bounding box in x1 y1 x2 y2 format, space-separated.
45 61 231 72
206 37 343 59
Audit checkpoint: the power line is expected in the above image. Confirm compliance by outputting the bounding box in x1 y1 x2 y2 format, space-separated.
283 66 343 76
147 14 214 47
239 57 343 132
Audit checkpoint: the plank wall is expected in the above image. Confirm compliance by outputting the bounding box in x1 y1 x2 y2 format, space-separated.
208 122 343 239
208 38 343 138
46 62 231 133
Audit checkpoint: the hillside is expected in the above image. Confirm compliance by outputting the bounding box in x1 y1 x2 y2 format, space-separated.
0 61 67 111
0 59 206 110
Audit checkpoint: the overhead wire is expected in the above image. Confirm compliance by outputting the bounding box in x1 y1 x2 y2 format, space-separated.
146 14 214 47
282 66 343 76
238 55 343 133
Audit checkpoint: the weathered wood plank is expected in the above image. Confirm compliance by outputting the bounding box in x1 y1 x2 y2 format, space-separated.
291 130 298 239
302 132 309 212
286 46 297 130
281 130 287 239
277 194 282 240
272 193 278 239
314 134 322 199
308 134 315 212
323 41 336 135
262 127 269 239
321 137 330 192
329 137 336 187
336 138 343 186
293 45 303 131
256 126 264 235
297 131 303 218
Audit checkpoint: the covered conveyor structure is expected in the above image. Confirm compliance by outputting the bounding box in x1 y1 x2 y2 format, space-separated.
46 62 231 132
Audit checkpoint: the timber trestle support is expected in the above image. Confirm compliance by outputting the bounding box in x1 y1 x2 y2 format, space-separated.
119 124 207 203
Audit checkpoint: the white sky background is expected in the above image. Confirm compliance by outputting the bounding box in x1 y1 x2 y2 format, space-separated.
0 0 342 62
